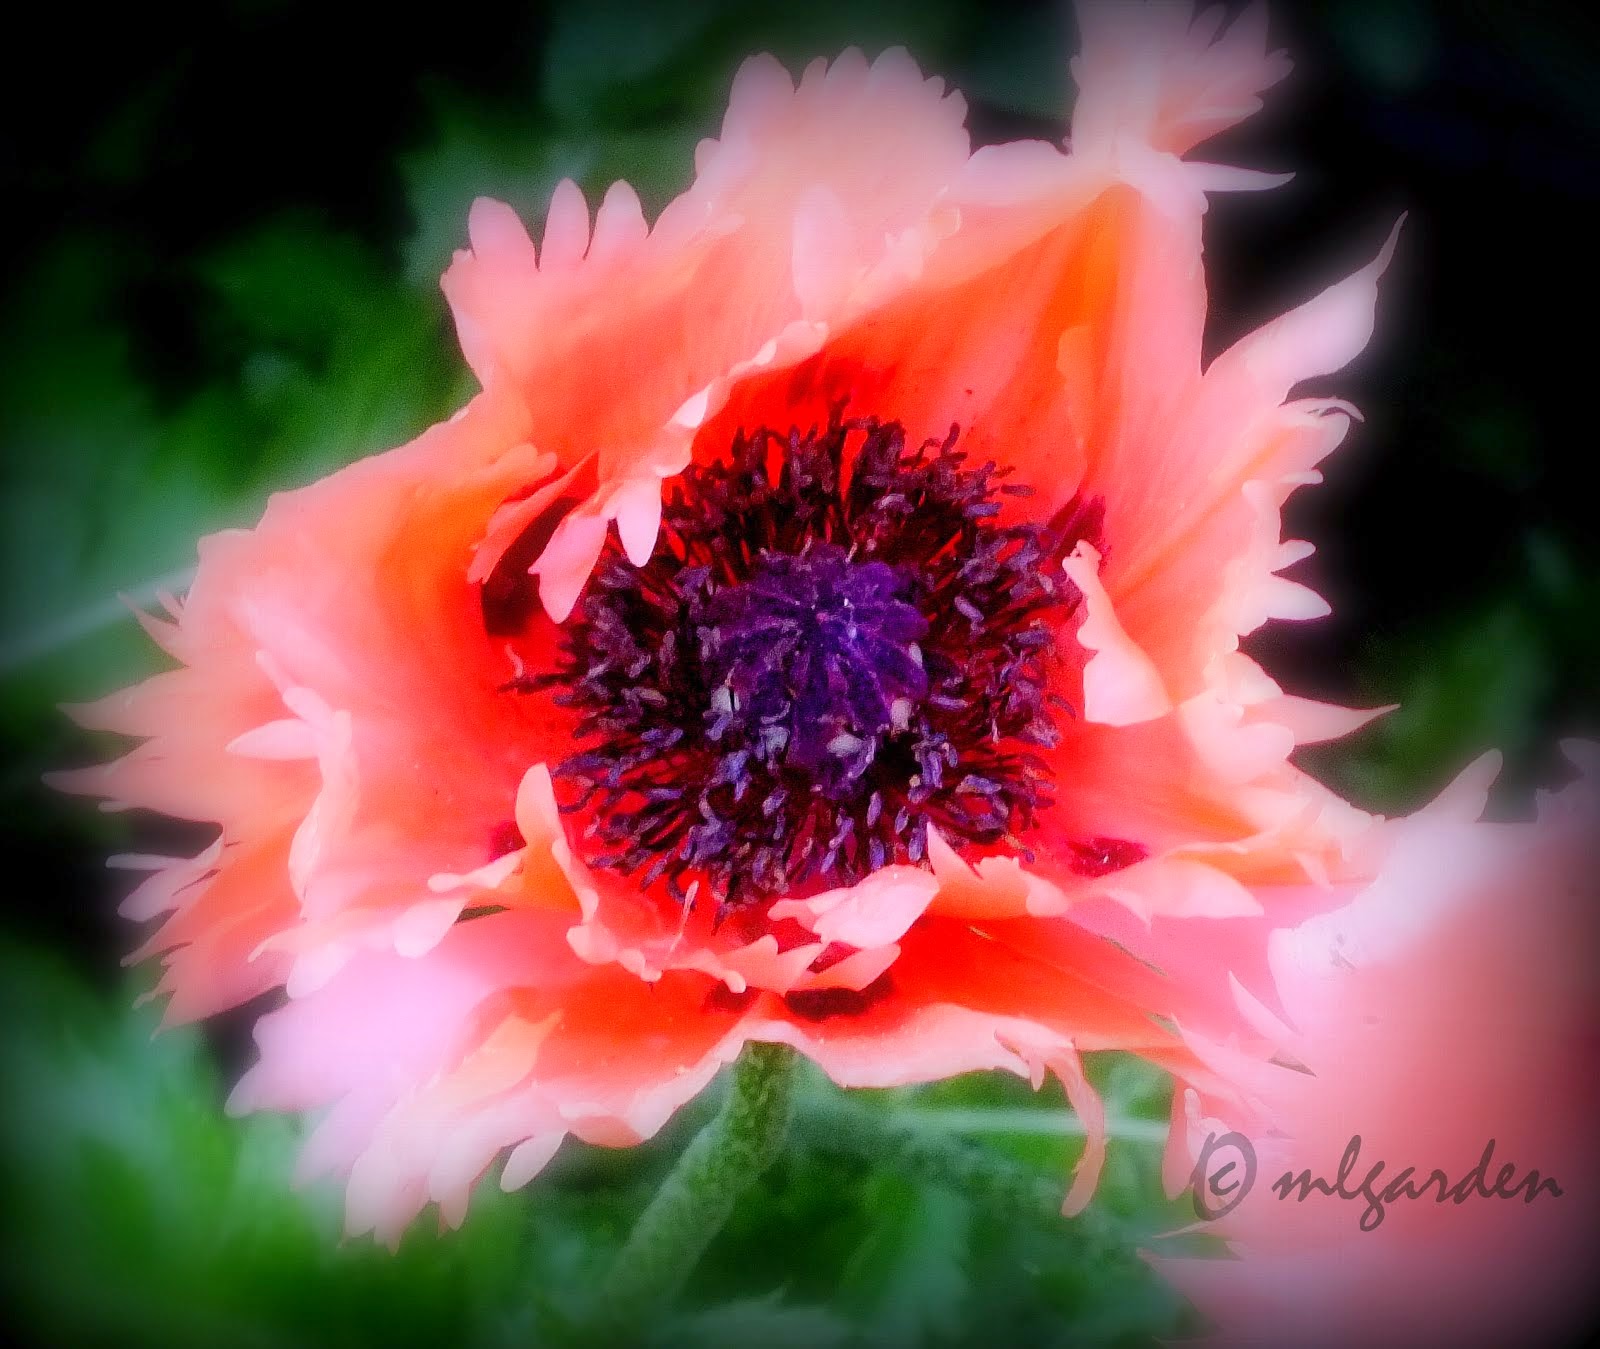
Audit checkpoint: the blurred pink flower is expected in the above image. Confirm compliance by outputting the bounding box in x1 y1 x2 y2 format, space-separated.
57 3 1398 1241
1155 744 1600 1348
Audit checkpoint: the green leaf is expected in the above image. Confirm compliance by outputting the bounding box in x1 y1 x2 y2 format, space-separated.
0 941 532 1349
839 1175 973 1345
651 1294 855 1349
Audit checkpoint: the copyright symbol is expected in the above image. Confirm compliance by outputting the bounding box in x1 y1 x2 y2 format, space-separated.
1188 1130 1257 1221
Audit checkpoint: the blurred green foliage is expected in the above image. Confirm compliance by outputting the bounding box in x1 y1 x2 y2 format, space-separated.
1 0 1595 1344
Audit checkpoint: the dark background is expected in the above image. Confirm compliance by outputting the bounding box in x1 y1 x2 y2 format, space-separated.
1 2 1596 1345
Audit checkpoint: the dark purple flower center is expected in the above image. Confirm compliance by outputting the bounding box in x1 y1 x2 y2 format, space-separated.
702 544 928 797
520 413 1103 911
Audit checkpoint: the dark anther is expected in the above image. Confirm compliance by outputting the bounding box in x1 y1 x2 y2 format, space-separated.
487 819 526 861
514 413 1104 906
1065 836 1148 877
783 974 896 1022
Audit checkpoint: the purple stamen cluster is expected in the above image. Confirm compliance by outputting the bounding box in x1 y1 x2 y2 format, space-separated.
524 414 1102 909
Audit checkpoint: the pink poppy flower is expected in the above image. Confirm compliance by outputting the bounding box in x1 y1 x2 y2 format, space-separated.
57 2 1395 1241
1154 744 1600 1348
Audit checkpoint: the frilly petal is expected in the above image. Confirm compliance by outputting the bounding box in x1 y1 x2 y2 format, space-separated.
512 764 824 995
231 909 744 1239
1211 217 1404 405
443 47 971 617
1064 541 1171 725
1156 748 1600 1347
924 829 1076 920
769 865 940 950
1070 1 1291 161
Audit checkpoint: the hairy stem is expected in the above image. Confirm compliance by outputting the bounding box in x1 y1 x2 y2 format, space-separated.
596 1041 797 1332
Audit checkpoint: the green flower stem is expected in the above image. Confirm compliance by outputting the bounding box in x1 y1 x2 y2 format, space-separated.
596 1041 797 1332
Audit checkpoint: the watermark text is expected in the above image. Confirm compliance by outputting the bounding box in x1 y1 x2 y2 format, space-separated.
1188 1134 1563 1231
